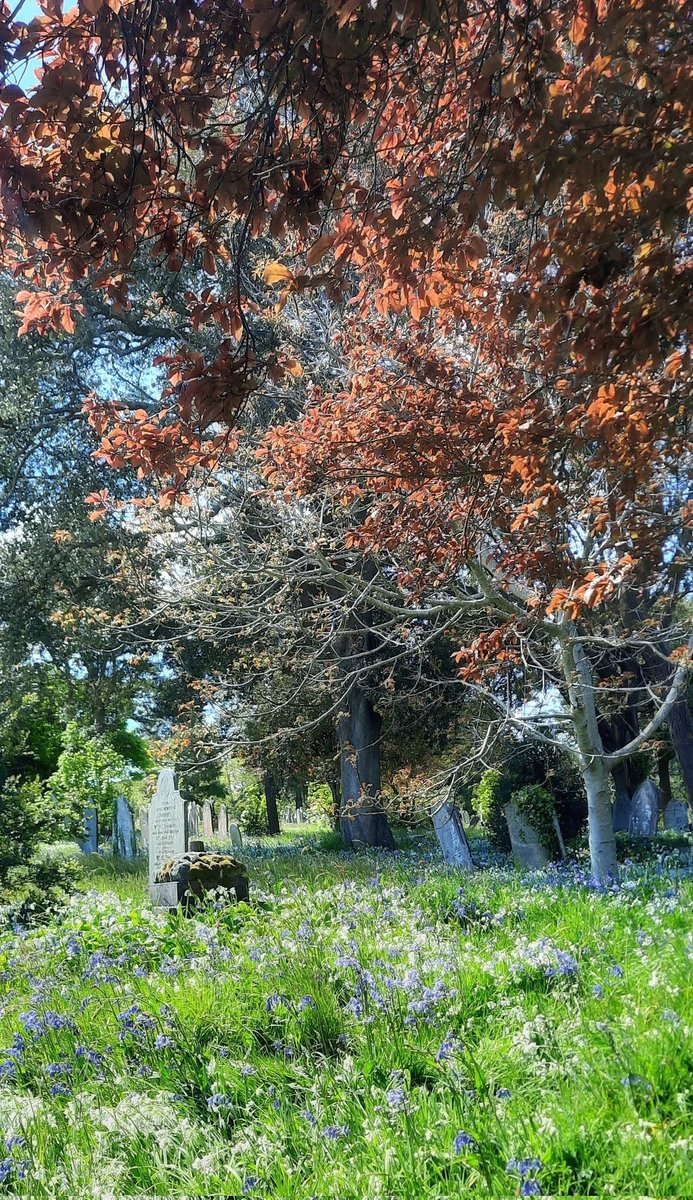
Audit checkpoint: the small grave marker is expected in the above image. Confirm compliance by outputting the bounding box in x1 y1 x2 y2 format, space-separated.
664 797 689 832
629 779 660 837
81 805 98 854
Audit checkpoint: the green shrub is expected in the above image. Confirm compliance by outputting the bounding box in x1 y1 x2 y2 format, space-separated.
471 769 512 851
232 785 269 835
511 783 563 858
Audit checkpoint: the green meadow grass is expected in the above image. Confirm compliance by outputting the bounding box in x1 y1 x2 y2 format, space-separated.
0 833 691 1198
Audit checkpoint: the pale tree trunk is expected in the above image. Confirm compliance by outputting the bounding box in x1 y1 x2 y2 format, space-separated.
431 800 474 868
560 633 619 881
338 684 395 849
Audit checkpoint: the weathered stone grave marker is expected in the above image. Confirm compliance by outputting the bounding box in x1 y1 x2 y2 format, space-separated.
504 803 565 869
148 768 188 886
229 822 243 848
431 800 473 867
114 795 136 859
81 805 98 854
187 801 201 841
217 804 229 839
203 801 214 839
629 779 660 837
664 797 690 832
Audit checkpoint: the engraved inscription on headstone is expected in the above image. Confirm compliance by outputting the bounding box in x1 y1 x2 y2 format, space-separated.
149 768 188 885
203 801 214 839
217 805 229 839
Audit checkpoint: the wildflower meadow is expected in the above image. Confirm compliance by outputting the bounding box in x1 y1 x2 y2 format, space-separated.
0 833 691 1198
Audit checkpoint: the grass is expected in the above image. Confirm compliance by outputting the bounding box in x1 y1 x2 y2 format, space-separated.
0 831 691 1197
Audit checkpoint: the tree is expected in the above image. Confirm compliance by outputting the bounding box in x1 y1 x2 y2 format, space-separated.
1 0 690 877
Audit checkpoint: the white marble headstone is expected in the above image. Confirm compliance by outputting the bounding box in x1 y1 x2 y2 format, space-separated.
229 822 243 848
203 801 214 839
149 768 188 885
217 805 229 839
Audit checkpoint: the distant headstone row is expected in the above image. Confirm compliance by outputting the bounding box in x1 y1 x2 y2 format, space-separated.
283 806 307 824
614 778 690 837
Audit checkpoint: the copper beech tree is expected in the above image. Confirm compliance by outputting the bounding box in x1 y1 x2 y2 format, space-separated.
1 0 691 876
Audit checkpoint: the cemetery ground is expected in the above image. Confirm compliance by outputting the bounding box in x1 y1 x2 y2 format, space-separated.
0 830 692 1199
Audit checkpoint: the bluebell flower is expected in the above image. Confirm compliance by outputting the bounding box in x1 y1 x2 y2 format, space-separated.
610 965 624 979
0 1060 16 1081
662 1008 680 1024
321 1124 349 1140
386 1086 407 1111
496 1088 512 1099
207 1093 231 1112
50 1083 72 1097
436 1031 462 1062
240 1064 256 1077
242 1177 259 1193
507 1157 544 1177
45 1062 73 1077
521 1181 543 1196
298 995 316 1012
454 1130 477 1152
154 1034 174 1050
301 1109 318 1127
592 984 605 998
266 994 282 1013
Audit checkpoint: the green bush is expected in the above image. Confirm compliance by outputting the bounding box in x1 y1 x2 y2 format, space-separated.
232 785 269 835
0 775 43 887
511 783 563 858
471 769 512 851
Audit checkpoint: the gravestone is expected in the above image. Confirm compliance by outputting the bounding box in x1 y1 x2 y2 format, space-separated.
114 795 136 859
431 801 473 868
148 768 188 886
295 807 306 824
283 806 294 824
629 779 660 837
612 789 632 833
504 803 565 869
664 797 690 832
203 801 214 839
140 806 149 849
81 805 98 854
229 822 243 848
217 805 229 839
187 802 201 841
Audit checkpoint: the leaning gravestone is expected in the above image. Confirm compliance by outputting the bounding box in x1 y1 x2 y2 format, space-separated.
203 801 214 839
140 806 149 850
217 805 229 839
229 822 243 848
504 803 565 869
431 800 473 868
114 795 136 859
148 768 188 886
664 797 690 832
81 805 98 854
629 779 660 837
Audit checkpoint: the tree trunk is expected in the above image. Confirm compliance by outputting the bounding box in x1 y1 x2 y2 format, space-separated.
327 776 341 830
263 772 281 836
561 633 619 881
431 800 474 868
337 685 395 849
658 750 673 812
667 698 693 807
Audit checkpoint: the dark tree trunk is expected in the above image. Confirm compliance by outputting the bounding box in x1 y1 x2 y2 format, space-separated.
658 750 673 812
337 684 395 849
327 776 341 830
263 772 281 836
667 699 693 807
